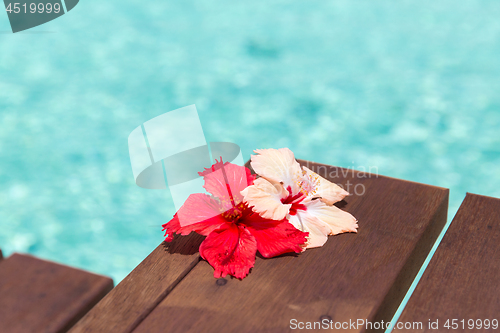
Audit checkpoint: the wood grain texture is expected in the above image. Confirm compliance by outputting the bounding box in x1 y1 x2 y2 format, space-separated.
132 160 449 333
69 232 204 333
0 253 113 333
395 193 500 332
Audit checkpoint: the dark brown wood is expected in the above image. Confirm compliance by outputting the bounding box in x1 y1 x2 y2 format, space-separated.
395 193 500 332
130 160 449 333
69 233 204 333
0 248 3 261
0 253 113 333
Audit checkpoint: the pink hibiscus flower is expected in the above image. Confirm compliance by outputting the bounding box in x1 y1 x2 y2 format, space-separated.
162 159 308 279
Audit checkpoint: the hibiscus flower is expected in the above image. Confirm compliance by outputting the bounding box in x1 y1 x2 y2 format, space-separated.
241 148 358 248
162 159 308 279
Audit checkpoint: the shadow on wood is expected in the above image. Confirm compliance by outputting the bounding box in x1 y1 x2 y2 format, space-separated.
162 233 205 255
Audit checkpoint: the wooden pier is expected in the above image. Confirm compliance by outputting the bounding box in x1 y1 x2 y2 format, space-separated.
70 160 449 333
2 160 498 332
0 253 113 333
395 193 500 332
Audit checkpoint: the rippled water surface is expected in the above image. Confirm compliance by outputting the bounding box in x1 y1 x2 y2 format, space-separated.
0 0 499 284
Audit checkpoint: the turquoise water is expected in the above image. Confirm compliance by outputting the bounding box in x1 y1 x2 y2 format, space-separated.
0 0 499 303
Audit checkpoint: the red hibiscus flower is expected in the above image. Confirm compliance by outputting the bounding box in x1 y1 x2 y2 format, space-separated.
162 159 308 279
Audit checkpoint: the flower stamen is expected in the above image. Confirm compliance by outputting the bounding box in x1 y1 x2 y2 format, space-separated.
296 169 320 197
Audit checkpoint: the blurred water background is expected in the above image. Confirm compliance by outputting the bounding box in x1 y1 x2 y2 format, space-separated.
0 0 499 304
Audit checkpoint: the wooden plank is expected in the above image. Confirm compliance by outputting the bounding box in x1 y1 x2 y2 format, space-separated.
69 232 203 333
132 160 449 333
395 193 500 332
0 253 113 333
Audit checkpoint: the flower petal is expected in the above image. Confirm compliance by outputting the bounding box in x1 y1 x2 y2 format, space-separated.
199 223 257 279
286 200 358 248
198 158 225 177
302 166 350 204
166 193 227 229
201 160 255 207
162 216 180 242
305 199 358 235
241 177 291 220
251 148 302 191
243 213 308 258
288 212 331 248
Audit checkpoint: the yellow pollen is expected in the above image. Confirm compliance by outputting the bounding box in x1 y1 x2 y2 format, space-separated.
296 170 320 196
220 201 245 220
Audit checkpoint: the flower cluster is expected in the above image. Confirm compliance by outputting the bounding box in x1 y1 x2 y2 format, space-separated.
162 148 358 279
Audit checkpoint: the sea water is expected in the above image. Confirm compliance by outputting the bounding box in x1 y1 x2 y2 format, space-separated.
0 0 499 297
